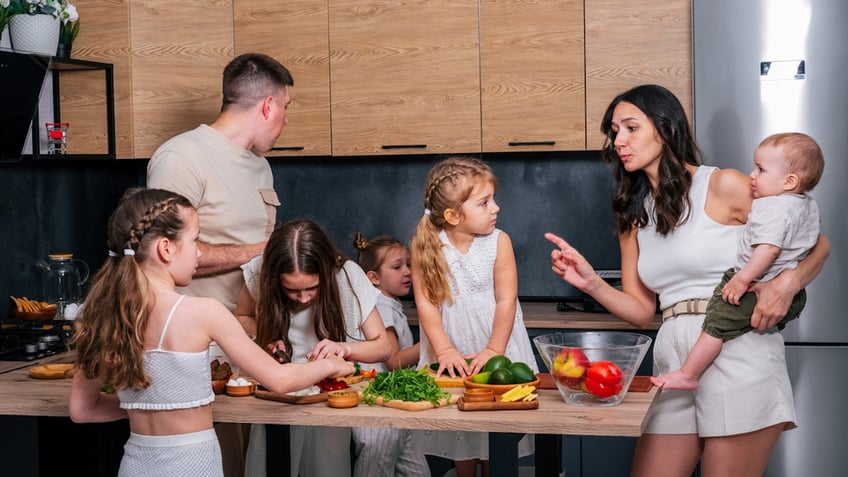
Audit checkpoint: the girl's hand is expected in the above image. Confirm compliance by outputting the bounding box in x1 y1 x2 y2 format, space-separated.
748 272 798 330
308 339 350 361
325 356 357 378
435 348 470 378
468 348 498 375
545 233 598 291
266 340 287 363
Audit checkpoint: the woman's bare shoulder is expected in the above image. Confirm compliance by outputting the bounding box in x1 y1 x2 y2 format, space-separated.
707 167 752 222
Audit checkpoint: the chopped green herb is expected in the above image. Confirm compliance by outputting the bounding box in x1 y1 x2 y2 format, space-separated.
362 367 450 406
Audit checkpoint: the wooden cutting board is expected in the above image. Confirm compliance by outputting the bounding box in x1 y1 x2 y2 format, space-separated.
29 363 74 379
369 394 460 411
456 398 539 411
425 369 465 388
254 389 329 404
535 373 654 393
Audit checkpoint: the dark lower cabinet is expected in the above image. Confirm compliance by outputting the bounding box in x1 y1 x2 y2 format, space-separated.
0 416 128 477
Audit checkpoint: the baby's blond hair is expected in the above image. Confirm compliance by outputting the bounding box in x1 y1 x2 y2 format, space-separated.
758 132 825 192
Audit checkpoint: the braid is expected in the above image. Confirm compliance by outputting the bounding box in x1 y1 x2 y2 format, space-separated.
127 197 181 251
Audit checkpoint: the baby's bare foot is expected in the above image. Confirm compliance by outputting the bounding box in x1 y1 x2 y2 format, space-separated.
651 369 699 391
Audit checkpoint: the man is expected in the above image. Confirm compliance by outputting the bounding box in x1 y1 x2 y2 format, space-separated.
147 52 292 477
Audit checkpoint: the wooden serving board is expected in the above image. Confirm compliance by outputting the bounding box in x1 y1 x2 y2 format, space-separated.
535 373 654 393
254 389 329 404
370 394 460 411
456 398 539 411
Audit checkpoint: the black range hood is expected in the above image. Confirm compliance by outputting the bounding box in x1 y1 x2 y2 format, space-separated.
0 49 50 162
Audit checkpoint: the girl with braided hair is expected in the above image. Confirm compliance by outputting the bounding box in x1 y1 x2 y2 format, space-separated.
69 188 354 477
410 156 537 477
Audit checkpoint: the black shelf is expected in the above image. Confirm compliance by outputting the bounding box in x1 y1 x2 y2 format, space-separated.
27 54 116 160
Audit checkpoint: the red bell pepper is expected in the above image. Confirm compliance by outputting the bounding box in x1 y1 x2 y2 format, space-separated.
582 361 623 398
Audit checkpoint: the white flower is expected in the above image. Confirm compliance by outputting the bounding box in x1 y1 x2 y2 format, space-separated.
1 0 10 11
60 2 77 23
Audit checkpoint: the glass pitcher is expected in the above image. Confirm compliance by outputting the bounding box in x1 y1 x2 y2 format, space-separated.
38 253 89 319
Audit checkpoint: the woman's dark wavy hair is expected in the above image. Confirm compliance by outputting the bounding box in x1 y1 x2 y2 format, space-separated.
600 84 702 236
254 219 348 363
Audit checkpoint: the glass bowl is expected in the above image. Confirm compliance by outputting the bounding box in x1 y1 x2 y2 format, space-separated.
533 331 652 407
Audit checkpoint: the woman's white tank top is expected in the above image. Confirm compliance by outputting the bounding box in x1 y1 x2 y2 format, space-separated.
637 166 743 309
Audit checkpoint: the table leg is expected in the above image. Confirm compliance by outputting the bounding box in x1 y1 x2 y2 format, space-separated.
489 432 522 477
266 424 291 477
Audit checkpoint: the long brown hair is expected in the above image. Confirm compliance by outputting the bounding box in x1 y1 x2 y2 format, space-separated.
600 84 701 236
254 219 348 363
410 156 497 306
72 188 193 390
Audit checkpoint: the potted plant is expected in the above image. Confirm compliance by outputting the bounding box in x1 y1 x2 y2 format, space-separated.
5 0 74 56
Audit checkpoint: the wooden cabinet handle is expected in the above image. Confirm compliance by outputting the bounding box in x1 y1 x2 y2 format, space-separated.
508 141 556 147
381 144 427 149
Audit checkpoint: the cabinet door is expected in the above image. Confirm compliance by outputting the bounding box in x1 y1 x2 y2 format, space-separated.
60 0 132 158
480 0 585 152
129 0 234 158
328 0 481 156
234 0 331 156
585 0 692 150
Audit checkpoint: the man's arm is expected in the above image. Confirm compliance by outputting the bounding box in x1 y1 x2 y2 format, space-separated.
195 241 266 277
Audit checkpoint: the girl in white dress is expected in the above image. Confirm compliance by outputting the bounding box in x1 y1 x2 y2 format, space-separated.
410 156 538 477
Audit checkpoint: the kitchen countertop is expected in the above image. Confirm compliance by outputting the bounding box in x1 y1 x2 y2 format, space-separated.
0 352 657 477
403 300 663 331
0 352 656 436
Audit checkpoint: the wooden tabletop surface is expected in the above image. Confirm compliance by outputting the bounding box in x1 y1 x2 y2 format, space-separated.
0 352 657 438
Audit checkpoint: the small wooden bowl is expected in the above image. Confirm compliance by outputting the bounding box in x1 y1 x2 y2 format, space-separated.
225 381 256 397
463 376 541 396
327 390 360 408
211 379 227 395
463 388 495 403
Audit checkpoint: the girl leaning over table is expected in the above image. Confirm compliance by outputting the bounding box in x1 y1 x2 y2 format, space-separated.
236 219 391 477
69 188 353 477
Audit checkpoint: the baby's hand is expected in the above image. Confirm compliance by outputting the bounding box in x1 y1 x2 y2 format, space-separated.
721 276 749 305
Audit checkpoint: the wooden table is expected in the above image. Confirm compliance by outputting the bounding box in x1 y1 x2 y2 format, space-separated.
0 353 657 476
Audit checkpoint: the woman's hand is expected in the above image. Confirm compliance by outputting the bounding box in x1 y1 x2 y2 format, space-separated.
748 272 799 330
545 232 598 291
308 339 350 361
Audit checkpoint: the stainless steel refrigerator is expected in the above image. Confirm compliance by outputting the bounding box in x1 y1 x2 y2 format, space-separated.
693 0 847 475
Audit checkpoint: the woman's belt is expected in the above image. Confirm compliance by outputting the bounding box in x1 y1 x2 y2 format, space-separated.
661 299 710 321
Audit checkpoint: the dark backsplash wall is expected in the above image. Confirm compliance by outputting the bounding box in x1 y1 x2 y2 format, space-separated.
0 151 620 314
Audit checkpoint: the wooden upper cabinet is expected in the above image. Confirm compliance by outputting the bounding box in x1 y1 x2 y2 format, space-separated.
479 0 585 152
328 0 481 156
58 0 132 158
234 0 331 156
129 0 233 158
585 0 692 150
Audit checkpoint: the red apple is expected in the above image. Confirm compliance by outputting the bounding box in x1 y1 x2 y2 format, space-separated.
552 347 589 388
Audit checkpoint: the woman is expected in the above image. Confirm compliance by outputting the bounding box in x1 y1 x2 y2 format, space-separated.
545 84 829 476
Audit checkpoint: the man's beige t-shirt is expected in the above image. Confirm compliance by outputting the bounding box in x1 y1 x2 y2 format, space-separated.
147 124 279 311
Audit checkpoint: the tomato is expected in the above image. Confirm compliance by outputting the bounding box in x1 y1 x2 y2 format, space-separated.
583 361 623 398
317 378 348 392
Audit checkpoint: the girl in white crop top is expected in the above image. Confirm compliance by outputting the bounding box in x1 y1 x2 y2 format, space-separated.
545 85 829 477
69 187 354 477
